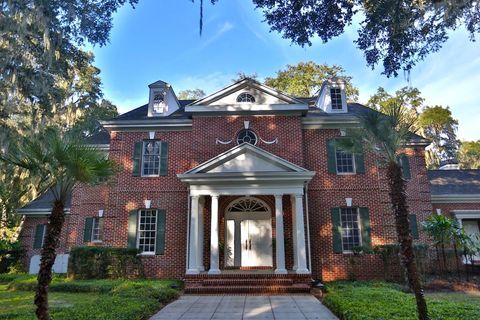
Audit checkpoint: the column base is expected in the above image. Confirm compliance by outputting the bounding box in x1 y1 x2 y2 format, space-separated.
208 269 221 275
295 268 310 274
274 268 288 275
186 269 200 275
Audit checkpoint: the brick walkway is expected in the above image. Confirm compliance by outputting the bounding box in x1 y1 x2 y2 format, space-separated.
150 295 338 320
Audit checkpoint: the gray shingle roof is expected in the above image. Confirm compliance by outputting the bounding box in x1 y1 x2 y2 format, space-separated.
18 188 72 212
113 100 195 121
428 170 480 195
84 129 110 145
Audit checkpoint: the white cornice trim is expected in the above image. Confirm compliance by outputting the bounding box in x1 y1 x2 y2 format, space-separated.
16 208 71 216
185 103 308 114
302 116 360 129
191 78 305 106
431 194 480 203
100 119 192 131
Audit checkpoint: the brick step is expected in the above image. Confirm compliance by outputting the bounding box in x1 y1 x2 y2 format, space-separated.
184 284 311 294
202 278 294 287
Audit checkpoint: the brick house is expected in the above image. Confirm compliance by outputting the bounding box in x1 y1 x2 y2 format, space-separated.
17 78 479 290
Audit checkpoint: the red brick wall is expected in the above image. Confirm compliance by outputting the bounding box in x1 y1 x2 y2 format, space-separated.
19 114 435 281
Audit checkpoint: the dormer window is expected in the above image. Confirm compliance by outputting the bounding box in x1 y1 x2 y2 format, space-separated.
152 92 166 114
331 88 343 110
236 93 255 103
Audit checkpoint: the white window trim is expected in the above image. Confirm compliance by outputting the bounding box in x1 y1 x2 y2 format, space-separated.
236 93 256 103
136 209 158 254
141 140 162 177
340 207 363 254
91 217 103 243
40 225 47 248
335 147 356 175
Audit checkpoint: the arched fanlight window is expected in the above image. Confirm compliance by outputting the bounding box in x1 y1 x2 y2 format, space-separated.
236 129 257 145
227 197 270 213
236 92 255 103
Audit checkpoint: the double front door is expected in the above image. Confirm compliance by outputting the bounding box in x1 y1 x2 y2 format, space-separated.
225 218 273 267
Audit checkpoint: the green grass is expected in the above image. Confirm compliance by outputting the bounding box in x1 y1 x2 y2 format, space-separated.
322 281 480 320
0 275 182 320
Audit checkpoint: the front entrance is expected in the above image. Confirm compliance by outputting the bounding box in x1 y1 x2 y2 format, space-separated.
225 197 273 268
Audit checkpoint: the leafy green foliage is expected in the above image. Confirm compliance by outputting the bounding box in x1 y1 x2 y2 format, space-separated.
177 89 206 100
367 87 460 168
458 140 480 169
265 61 359 99
322 281 480 320
1 0 129 241
0 276 181 320
246 1 480 77
418 106 459 168
68 246 144 280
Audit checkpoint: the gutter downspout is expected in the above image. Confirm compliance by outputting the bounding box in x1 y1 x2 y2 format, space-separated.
304 181 312 273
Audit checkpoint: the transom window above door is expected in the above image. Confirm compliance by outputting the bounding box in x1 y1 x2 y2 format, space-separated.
227 197 270 213
236 129 258 145
236 93 255 103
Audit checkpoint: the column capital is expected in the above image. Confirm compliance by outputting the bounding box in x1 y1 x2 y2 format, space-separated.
191 195 200 200
211 195 219 200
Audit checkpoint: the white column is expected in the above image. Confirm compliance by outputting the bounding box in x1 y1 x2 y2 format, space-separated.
294 194 310 274
197 197 205 271
291 195 298 271
186 195 200 274
208 195 221 274
274 195 287 274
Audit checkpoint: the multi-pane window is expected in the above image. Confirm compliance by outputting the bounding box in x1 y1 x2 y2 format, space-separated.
236 129 257 145
138 209 158 253
142 141 161 176
91 217 103 242
236 93 255 103
331 88 343 110
335 147 355 173
340 208 362 252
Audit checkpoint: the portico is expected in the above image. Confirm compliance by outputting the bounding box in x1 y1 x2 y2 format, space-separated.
177 143 315 276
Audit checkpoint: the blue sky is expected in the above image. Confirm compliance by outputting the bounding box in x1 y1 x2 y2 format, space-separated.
90 0 480 141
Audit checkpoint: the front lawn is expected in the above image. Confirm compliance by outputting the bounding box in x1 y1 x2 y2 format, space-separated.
322 281 480 320
0 274 181 320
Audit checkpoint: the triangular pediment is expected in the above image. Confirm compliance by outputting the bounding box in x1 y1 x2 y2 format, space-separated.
183 143 310 175
189 78 305 107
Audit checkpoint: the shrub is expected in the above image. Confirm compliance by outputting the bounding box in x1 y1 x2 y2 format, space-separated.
0 240 23 273
111 280 180 303
68 246 144 279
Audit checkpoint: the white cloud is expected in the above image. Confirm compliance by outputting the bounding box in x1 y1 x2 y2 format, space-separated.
197 21 234 50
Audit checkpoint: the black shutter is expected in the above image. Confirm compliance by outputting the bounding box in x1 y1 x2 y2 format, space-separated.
355 148 365 174
83 217 93 242
132 142 143 176
398 154 411 179
359 207 372 251
33 224 45 249
155 209 166 255
331 208 343 253
409 214 419 239
159 142 168 176
128 210 138 248
327 139 337 174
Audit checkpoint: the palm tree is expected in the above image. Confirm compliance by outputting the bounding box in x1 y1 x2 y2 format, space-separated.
423 214 454 273
0 128 115 320
342 103 429 320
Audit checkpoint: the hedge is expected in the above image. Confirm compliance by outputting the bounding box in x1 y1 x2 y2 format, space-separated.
68 246 144 279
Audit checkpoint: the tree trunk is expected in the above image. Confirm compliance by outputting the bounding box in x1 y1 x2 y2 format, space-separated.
386 162 429 320
434 245 442 274
452 242 460 277
34 200 65 320
441 243 448 273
